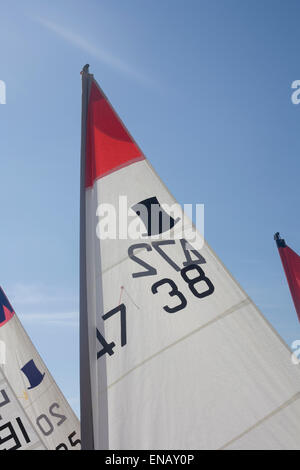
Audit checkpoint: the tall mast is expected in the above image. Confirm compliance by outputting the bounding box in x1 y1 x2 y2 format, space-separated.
80 64 94 450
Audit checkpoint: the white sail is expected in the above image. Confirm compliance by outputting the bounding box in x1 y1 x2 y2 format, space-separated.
80 66 300 450
0 287 80 450
0 367 45 450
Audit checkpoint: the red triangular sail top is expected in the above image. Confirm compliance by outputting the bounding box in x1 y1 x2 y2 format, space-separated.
276 235 300 322
85 80 145 188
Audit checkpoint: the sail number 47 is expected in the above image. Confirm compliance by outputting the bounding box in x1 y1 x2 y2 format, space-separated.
96 304 127 360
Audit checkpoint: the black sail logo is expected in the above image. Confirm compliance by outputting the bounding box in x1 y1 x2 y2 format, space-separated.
131 196 180 236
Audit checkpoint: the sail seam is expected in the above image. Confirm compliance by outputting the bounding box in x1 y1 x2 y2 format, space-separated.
106 297 251 391
88 155 145 188
219 391 300 449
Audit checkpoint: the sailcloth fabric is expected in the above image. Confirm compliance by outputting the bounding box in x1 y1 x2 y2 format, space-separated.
0 287 80 450
0 366 45 450
80 70 300 450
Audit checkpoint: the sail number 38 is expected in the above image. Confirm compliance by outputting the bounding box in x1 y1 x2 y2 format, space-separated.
152 264 214 314
129 238 215 313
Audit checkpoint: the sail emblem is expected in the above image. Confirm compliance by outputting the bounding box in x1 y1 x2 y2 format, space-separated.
0 287 15 328
21 360 45 390
131 196 180 236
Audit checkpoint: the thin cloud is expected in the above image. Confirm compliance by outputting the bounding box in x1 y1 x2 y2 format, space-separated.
6 283 78 327
34 17 155 88
19 311 78 327
9 283 76 306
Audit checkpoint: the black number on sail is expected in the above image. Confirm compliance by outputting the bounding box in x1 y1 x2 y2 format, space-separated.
36 403 67 437
0 417 31 450
152 240 181 271
96 304 127 359
151 264 214 313
96 329 115 359
0 421 22 450
128 244 157 278
151 279 187 313
103 304 127 347
129 239 208 280
0 389 10 409
56 431 81 450
180 239 206 267
181 264 214 298
49 403 67 427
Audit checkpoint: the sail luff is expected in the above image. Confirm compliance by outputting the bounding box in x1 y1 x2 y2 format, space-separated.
80 64 95 450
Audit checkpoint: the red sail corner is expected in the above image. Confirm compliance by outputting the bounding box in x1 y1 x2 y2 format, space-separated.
85 80 145 188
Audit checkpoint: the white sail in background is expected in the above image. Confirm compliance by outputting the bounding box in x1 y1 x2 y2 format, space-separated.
0 367 45 450
0 287 80 450
80 66 300 450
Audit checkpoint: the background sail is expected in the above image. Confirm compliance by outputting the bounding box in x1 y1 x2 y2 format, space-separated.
81 70 300 450
0 367 45 450
275 232 300 322
0 287 81 450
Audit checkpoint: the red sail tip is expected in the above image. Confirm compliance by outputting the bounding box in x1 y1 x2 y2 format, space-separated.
277 242 300 323
85 81 145 188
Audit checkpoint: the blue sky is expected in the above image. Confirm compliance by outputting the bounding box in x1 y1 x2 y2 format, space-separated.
1 0 300 416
